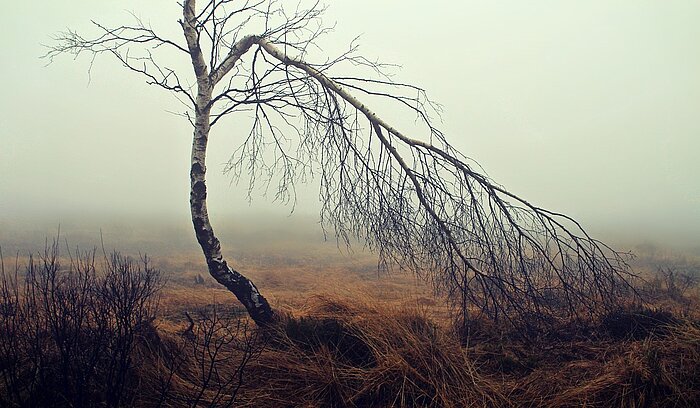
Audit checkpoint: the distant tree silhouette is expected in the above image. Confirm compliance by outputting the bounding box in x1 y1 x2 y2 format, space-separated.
47 0 637 328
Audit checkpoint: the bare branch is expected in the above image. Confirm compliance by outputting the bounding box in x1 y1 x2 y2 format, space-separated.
245 37 639 328
45 17 195 105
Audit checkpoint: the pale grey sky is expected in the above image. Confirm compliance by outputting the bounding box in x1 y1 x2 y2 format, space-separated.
1 1 699 248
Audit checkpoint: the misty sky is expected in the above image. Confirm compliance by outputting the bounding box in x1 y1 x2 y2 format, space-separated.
1 1 699 248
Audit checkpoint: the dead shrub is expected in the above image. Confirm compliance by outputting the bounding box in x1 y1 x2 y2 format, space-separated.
0 240 163 407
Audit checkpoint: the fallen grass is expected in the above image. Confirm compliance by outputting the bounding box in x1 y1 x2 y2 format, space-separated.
507 320 700 407
240 295 506 407
3 242 699 407
142 289 700 407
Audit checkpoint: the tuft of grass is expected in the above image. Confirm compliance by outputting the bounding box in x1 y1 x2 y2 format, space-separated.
241 295 506 408
511 320 700 407
149 277 700 408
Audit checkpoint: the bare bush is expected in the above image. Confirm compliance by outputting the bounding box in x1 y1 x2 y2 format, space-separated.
657 267 697 300
639 266 698 316
143 308 263 407
186 309 262 407
0 240 163 407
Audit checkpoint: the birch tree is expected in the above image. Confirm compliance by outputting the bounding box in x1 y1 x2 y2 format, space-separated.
47 0 637 328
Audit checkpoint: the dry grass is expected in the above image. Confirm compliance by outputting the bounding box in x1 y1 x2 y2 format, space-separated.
506 320 700 407
143 247 700 408
239 295 505 408
3 238 699 407
143 291 700 408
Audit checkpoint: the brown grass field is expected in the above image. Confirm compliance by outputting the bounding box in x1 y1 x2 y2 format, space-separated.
1 230 699 407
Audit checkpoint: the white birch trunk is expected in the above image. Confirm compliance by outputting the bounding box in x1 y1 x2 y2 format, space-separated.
183 0 273 325
179 0 427 325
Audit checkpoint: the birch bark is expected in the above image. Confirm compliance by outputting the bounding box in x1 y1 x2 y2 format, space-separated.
178 4 466 326
183 0 273 325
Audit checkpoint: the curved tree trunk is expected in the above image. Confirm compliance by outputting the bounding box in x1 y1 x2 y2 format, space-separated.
189 108 274 325
184 0 274 325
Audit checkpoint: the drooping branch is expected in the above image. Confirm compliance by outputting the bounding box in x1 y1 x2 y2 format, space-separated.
234 37 639 328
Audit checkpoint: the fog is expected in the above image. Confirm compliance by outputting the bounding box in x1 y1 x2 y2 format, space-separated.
1 1 699 254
